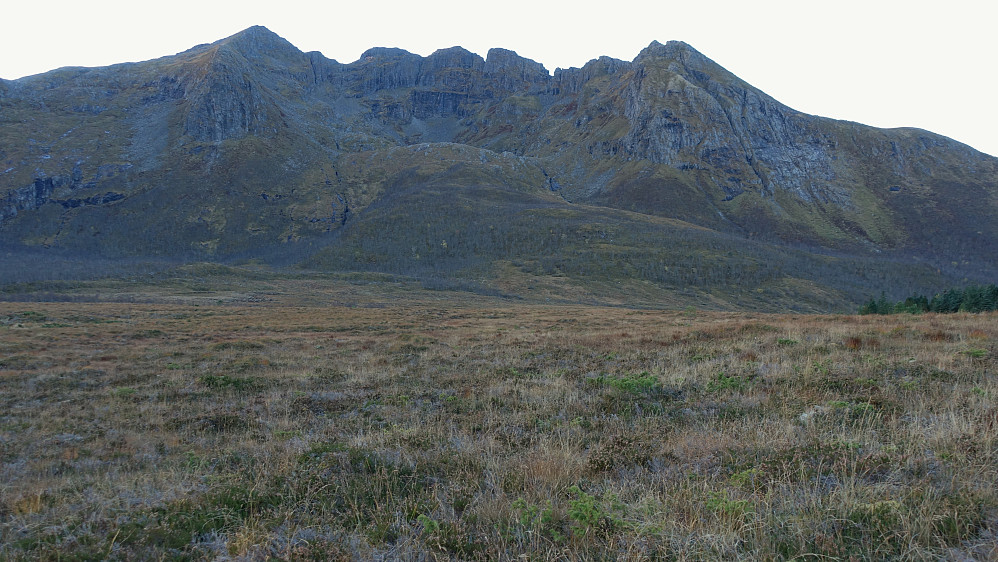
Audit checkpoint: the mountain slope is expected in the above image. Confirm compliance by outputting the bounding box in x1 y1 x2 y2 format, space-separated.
1 26 995 307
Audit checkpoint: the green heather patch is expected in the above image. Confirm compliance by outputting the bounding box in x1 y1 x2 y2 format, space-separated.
588 371 659 394
705 371 751 393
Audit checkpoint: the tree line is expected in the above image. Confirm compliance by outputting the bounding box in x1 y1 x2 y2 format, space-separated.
859 284 998 315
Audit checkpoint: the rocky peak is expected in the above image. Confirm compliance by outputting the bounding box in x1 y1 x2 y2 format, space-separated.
216 26 302 61
484 48 549 92
635 40 715 77
484 48 547 75
424 47 485 71
178 27 300 143
305 51 343 84
635 40 700 61
582 55 631 76
353 48 422 93
417 47 486 95
224 25 276 40
633 39 742 91
554 55 630 94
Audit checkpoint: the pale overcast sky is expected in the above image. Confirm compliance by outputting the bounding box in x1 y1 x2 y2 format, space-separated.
2 0 996 156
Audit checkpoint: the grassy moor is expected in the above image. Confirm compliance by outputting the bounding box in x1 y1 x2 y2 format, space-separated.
1 279 995 560
3 23 998 562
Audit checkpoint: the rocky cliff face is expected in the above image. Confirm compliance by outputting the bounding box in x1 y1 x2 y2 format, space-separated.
182 53 271 142
618 41 840 202
0 26 995 283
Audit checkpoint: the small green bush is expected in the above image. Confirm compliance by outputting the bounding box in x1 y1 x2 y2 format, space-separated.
706 372 748 393
199 374 257 390
590 371 659 394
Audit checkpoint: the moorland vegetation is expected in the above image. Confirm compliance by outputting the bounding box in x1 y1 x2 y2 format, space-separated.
0 278 994 560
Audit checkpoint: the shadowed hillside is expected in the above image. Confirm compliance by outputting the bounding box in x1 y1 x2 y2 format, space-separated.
1 26 995 309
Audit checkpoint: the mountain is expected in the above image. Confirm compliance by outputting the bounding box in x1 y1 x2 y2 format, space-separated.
1 26 995 309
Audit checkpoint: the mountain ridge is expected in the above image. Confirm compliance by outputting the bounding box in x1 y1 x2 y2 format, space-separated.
1 26 995 309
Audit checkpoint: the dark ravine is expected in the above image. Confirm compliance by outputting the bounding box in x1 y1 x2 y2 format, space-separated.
0 26 995 309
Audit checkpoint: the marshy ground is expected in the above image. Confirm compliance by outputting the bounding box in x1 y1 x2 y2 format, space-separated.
1 281 995 560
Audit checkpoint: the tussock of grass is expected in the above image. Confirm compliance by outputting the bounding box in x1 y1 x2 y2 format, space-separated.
0 298 995 560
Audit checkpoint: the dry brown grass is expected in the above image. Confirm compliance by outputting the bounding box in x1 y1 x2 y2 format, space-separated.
0 294 995 560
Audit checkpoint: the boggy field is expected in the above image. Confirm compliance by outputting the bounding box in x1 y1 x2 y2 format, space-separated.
0 294 996 560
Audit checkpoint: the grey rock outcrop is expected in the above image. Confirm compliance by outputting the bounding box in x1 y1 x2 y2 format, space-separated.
355 48 423 93
554 56 631 95
484 48 549 93
183 69 269 142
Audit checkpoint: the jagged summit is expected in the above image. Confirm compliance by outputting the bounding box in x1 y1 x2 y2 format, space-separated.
207 27 707 81
642 39 697 53
635 39 715 70
356 43 548 76
485 48 550 80
1 28 995 306
213 25 303 63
